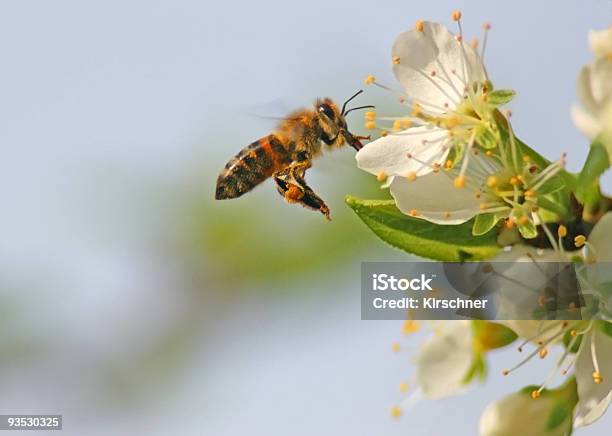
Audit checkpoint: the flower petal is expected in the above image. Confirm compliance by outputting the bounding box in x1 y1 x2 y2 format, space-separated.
571 105 602 140
416 320 474 399
392 22 487 110
574 323 612 427
586 212 612 261
355 127 449 177
588 27 612 59
389 172 480 224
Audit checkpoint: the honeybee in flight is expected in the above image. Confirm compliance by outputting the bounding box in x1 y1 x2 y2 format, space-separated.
215 90 373 220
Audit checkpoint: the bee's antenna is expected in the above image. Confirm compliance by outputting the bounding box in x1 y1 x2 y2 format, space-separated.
341 89 365 115
343 105 375 116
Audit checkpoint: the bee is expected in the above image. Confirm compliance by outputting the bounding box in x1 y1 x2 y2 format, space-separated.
215 90 373 220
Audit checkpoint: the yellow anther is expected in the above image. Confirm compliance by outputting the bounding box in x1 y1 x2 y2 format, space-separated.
522 155 530 163
570 329 578 337
479 203 488 211
445 160 454 169
406 171 417 182
411 103 422 117
519 216 529 225
402 320 420 334
510 177 519 186
365 111 376 121
593 371 603 384
502 369 509 376
444 116 459 129
390 406 402 418
486 176 498 188
399 382 409 393
453 176 466 188
485 150 493 157
365 121 377 130
393 120 402 131
452 10 462 21
558 225 568 238
470 38 479 49
380 130 389 137
444 211 451 219
574 235 586 248
392 55 401 65
376 171 387 182
401 119 412 129
531 390 541 399
524 190 536 198
474 191 482 199
505 218 515 229
516 175 524 182
391 342 401 353
364 74 376 85
409 209 418 217
415 20 425 32
539 348 548 359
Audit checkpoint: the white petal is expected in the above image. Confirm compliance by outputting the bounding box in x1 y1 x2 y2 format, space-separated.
355 127 449 177
588 58 612 106
392 22 486 110
480 391 570 436
588 27 612 59
571 105 601 140
574 324 612 427
416 320 474 399
586 212 612 261
389 172 480 224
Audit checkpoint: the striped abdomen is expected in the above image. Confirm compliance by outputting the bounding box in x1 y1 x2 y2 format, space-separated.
215 134 292 199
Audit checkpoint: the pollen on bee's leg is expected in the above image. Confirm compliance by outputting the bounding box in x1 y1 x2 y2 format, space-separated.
284 185 304 203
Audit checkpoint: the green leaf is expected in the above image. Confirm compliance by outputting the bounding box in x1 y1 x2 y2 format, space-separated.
476 126 498 149
576 142 609 206
472 213 500 236
546 401 573 431
487 89 516 106
345 196 500 261
597 319 612 338
472 320 518 350
517 218 537 239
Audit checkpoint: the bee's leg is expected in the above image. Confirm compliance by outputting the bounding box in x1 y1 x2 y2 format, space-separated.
273 163 331 221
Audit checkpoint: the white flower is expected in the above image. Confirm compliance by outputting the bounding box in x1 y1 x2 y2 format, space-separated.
572 27 612 156
356 18 565 231
574 321 612 427
415 320 475 398
479 384 576 436
588 27 612 60
356 19 490 183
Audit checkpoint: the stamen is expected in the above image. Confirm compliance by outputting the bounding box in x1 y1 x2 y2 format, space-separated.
406 171 417 182
364 75 376 85
574 235 586 248
415 20 425 32
391 343 401 352
377 171 387 182
390 406 402 418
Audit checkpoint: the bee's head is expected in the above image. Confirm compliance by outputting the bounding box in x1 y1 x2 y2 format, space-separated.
315 91 374 151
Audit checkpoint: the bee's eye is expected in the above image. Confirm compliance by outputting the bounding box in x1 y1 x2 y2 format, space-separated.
318 104 335 120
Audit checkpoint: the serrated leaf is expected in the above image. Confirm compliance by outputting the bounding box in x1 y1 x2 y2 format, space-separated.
576 142 609 206
473 213 500 236
345 196 500 261
487 89 516 106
